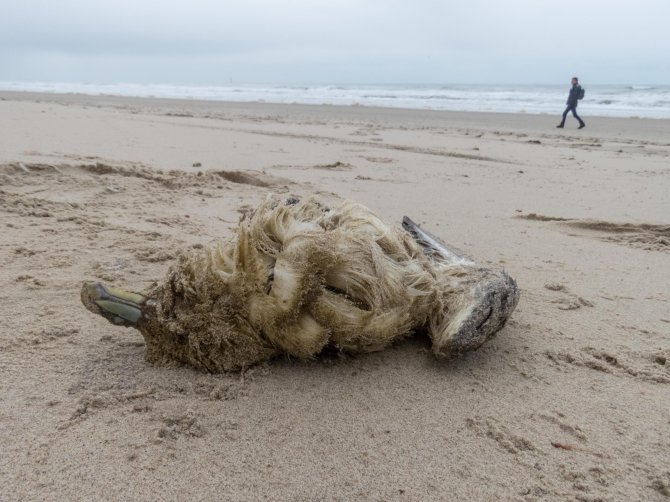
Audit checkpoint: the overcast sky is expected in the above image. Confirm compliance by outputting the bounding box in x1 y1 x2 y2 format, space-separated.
1 0 668 85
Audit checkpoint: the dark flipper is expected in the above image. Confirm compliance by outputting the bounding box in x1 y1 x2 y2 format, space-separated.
402 216 473 265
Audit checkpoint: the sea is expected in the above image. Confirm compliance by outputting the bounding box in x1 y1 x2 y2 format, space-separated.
1 81 669 119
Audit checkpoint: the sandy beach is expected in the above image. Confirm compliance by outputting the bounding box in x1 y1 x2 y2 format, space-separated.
1 91 669 501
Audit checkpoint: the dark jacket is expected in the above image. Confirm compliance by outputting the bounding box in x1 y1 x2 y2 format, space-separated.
567 84 582 107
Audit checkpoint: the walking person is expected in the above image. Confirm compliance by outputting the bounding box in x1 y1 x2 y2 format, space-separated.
557 77 586 129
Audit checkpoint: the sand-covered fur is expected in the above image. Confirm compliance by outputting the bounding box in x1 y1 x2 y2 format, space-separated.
82 195 519 371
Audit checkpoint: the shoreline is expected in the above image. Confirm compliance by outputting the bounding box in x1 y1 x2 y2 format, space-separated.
3 89 670 126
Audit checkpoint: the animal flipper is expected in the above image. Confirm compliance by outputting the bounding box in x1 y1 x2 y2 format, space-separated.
401 216 473 266
80 282 148 327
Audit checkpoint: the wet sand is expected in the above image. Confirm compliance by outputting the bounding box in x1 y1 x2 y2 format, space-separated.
1 91 669 501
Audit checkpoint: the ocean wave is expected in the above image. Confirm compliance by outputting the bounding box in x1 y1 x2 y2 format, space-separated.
361 94 464 101
1 81 669 118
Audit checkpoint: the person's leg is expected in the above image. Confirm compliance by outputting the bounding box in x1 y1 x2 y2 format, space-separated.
571 106 586 128
557 106 570 127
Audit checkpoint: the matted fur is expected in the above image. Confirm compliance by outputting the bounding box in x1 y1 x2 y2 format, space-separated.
82 195 519 372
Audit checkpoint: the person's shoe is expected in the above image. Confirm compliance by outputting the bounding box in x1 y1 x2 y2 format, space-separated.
556 124 564 128
578 124 585 129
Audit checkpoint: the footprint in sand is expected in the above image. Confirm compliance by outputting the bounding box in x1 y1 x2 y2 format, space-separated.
520 213 670 252
544 283 594 310
545 346 670 384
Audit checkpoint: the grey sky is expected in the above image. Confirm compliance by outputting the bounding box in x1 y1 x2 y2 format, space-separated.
1 0 668 84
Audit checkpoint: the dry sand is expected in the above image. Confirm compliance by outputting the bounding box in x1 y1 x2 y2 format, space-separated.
1 91 669 501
